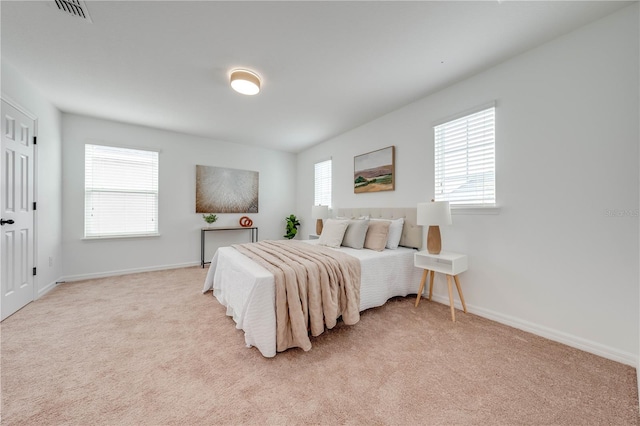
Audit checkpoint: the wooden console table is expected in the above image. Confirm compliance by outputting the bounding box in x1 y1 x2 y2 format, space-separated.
201 226 258 267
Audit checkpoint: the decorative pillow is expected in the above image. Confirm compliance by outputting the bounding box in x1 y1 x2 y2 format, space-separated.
318 219 349 248
363 220 390 251
341 219 370 249
371 218 405 249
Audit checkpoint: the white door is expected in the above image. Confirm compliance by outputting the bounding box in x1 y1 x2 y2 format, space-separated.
1 99 35 321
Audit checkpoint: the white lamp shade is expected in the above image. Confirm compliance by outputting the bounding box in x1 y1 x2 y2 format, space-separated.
312 205 329 220
417 201 452 226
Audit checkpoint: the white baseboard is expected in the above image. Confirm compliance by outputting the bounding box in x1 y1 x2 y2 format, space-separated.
36 277 63 299
429 294 638 367
61 261 201 282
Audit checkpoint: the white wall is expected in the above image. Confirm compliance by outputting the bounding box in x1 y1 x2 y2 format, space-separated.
62 113 296 279
637 0 640 404
1 61 63 296
297 4 639 365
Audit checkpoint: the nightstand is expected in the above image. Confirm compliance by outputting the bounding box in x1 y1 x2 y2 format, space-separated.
414 251 468 322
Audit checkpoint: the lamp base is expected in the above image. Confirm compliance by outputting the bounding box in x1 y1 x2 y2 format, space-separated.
427 226 442 254
316 219 324 236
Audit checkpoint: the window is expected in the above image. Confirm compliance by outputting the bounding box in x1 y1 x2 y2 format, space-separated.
434 104 495 207
314 159 332 208
85 144 159 238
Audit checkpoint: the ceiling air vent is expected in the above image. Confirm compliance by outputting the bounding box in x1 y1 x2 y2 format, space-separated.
53 0 92 22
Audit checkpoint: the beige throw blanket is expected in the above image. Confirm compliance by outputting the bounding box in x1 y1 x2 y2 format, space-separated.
233 240 361 353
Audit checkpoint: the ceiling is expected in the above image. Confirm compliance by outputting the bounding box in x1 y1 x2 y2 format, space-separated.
1 1 633 153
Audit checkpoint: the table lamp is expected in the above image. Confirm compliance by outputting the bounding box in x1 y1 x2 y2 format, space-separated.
417 201 452 254
312 205 329 235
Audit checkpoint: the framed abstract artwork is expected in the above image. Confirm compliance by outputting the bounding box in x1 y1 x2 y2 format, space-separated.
354 146 395 193
196 165 259 213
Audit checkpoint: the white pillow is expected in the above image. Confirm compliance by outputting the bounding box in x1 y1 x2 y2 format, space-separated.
318 219 349 248
341 219 370 249
371 218 404 249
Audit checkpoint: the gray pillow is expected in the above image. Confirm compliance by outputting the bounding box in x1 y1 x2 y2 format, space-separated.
341 219 370 249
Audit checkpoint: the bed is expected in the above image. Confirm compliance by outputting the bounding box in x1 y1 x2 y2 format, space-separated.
202 208 424 357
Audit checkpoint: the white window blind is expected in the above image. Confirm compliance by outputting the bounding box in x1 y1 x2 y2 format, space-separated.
85 144 159 238
314 159 332 208
434 105 495 206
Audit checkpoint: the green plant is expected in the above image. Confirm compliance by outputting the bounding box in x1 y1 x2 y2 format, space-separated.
284 214 300 239
202 213 218 224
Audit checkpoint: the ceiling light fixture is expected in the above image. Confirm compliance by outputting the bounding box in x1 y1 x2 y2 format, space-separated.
230 69 261 95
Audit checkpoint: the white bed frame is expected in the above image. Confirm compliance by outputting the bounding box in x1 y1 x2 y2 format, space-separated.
204 207 423 357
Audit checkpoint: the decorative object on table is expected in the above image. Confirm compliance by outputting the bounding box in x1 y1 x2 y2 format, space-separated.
195 165 259 214
417 200 452 254
239 216 253 227
202 213 218 224
354 146 395 193
283 214 300 239
311 205 329 235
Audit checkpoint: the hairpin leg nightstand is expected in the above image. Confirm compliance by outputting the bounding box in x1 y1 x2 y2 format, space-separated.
414 251 468 322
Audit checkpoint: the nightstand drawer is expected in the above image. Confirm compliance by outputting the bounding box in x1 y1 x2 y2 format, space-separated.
414 251 467 276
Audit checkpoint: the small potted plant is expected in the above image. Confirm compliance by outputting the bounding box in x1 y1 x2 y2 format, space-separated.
284 214 300 239
202 213 218 225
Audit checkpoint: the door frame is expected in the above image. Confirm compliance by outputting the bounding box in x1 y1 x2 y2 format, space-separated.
1 94 38 305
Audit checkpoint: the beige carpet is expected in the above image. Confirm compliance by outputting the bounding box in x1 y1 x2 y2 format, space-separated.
1 266 638 425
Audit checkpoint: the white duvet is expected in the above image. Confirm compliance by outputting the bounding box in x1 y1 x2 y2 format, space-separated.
202 240 422 357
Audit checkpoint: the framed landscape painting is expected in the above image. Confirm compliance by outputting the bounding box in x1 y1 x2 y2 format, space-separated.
354 146 395 193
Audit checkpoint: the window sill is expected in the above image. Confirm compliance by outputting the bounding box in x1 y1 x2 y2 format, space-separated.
451 206 501 215
83 233 160 241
